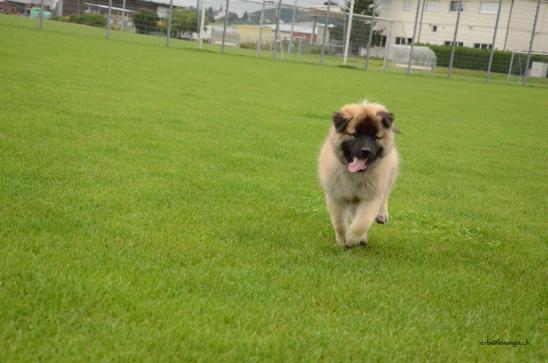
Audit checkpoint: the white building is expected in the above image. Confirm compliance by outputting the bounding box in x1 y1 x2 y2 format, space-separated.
376 0 548 52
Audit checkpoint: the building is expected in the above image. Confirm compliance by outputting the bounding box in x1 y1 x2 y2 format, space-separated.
3 0 56 15
376 0 548 52
59 0 157 17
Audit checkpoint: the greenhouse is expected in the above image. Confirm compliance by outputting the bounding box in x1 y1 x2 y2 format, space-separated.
210 28 241 47
390 45 437 71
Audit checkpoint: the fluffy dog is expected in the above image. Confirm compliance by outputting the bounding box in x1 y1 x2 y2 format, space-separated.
318 101 399 248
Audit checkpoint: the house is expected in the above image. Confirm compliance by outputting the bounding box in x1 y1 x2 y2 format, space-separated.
59 0 157 17
376 0 548 52
233 22 331 45
3 0 56 15
276 22 325 43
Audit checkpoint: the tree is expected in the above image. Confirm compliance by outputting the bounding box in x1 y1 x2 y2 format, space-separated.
171 8 197 37
134 8 159 34
205 7 215 23
158 7 210 38
330 0 383 54
241 11 249 24
218 12 239 24
346 0 375 16
166 8 209 38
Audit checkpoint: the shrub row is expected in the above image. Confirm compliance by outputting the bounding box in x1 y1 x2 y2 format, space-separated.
426 45 546 75
56 14 106 28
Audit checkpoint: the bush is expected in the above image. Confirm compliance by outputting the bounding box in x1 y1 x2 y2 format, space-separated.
134 8 159 34
309 46 323 54
426 45 547 75
240 42 256 49
58 14 106 27
240 42 270 50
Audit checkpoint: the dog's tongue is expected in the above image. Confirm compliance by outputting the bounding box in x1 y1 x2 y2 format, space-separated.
348 157 368 173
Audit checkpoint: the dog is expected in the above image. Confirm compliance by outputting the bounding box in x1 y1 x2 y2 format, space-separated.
318 101 399 248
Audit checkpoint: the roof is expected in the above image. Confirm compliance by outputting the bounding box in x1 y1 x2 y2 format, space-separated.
269 22 334 35
83 3 136 12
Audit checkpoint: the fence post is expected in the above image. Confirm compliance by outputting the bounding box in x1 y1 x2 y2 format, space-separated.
199 0 206 49
447 0 463 78
407 0 421 75
288 0 297 55
105 0 112 39
311 16 317 45
56 0 63 17
257 0 266 56
166 0 173 47
196 0 200 34
503 0 515 51
486 0 502 82
343 0 355 65
364 0 377 71
39 0 44 30
320 1 331 65
272 0 282 60
507 51 515 81
417 0 426 43
523 0 541 86
221 0 230 54
382 20 392 70
121 0 127 31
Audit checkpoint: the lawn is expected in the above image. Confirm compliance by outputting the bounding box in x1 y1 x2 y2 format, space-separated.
0 15 546 362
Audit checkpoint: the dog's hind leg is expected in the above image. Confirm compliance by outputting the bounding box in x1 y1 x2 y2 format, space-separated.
325 195 347 246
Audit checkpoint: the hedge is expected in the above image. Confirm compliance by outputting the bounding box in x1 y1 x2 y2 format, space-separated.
425 45 547 75
60 14 106 28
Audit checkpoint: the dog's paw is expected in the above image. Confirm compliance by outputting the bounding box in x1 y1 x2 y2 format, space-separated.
335 234 346 247
344 230 366 248
343 240 367 249
375 214 389 224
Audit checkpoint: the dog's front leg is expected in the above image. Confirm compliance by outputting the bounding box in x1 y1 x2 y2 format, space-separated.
345 198 383 247
375 196 389 224
325 195 347 246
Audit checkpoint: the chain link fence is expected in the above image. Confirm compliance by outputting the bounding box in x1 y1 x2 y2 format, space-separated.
1 0 547 86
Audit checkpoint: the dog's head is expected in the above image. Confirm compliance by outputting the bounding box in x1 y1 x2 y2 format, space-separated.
331 102 397 173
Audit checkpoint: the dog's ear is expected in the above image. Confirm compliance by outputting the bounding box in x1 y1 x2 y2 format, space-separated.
378 111 394 129
333 112 351 133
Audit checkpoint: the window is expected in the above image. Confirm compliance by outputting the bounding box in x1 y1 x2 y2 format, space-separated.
425 0 440 12
444 41 464 47
479 1 499 15
474 43 493 49
403 0 414 11
432 25 438 32
374 35 387 47
449 1 464 12
395 37 414 45
379 0 392 10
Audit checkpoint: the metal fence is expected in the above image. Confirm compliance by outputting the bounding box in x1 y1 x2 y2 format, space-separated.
1 0 547 86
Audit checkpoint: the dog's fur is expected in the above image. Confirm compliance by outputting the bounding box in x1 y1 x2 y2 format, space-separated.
318 101 399 247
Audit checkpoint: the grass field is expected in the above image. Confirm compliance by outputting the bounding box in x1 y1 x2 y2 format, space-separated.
1 15 547 362
3 15 547 87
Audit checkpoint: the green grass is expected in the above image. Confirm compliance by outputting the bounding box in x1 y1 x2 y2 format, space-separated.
1 15 547 362
5 14 546 87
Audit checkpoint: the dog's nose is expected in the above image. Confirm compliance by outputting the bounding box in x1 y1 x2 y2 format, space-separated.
359 148 371 159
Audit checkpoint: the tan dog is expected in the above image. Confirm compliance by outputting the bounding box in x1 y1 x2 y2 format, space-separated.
318 101 399 248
